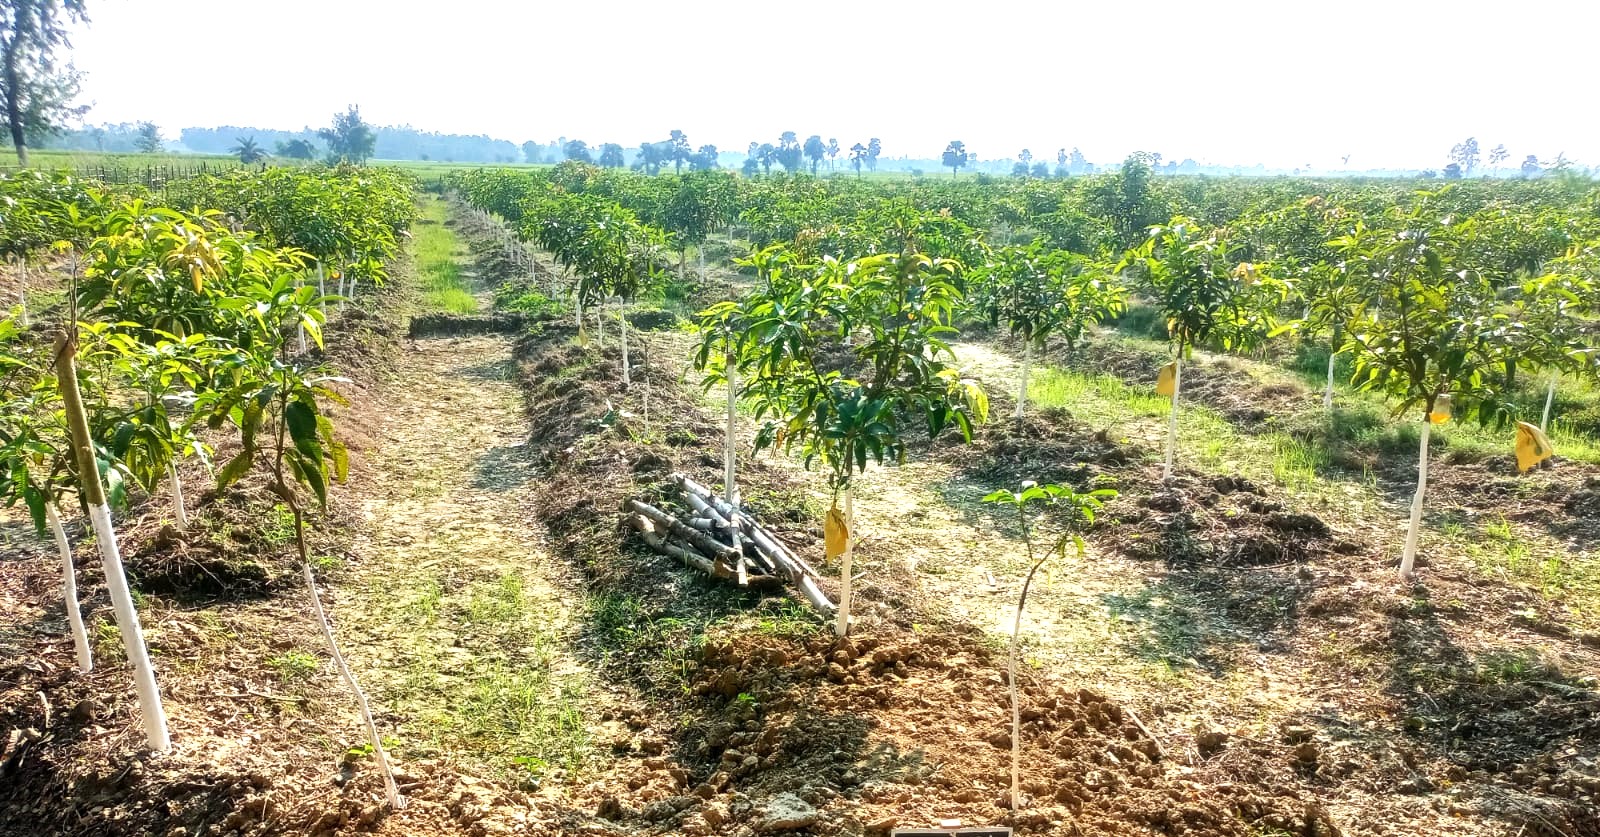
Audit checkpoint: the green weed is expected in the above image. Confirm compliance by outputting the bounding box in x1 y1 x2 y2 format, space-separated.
267 650 321 681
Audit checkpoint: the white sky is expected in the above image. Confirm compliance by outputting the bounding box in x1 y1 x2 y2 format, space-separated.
65 0 1599 170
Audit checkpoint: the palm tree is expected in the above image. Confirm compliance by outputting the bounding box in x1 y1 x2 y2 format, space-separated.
230 136 267 164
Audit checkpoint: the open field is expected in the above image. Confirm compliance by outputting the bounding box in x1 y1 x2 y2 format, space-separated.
2 159 1598 837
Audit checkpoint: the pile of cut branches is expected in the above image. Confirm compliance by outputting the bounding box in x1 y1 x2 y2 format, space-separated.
624 473 834 616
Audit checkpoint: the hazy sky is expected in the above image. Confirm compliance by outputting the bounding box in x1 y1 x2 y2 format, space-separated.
65 0 1599 169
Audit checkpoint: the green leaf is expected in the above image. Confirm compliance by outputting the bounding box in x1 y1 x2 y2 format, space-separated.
216 450 254 491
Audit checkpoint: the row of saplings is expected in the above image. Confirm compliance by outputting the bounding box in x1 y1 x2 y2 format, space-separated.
446 181 1594 812
2 200 412 807
662 210 1591 812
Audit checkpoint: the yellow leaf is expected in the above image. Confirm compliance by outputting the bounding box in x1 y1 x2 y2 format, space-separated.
1156 361 1177 397
824 504 849 560
190 265 203 293
1428 394 1452 424
1514 421 1554 473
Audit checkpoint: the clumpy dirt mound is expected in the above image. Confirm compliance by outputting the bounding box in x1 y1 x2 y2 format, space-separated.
945 408 1137 489
590 628 1339 836
1111 472 1349 568
407 311 529 337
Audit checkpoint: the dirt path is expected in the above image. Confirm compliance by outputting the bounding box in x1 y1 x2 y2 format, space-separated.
335 315 598 787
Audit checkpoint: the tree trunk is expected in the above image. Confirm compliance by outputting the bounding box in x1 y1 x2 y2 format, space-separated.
48 503 93 674
619 304 630 387
300 546 405 809
15 257 29 327
168 464 189 531
1163 356 1182 481
724 352 740 558
1009 552 1049 810
834 488 854 638
1324 324 1339 410
679 249 687 283
1016 340 1031 421
1399 417 1431 580
1542 376 1557 432
316 263 327 316
5 54 28 168
55 333 169 751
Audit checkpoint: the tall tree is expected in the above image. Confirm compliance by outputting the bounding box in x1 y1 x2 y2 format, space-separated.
942 140 969 177
866 137 881 172
803 134 826 175
134 121 162 153
849 142 866 178
1448 136 1481 177
318 104 376 164
669 129 690 173
229 136 266 164
276 138 317 159
1488 143 1509 172
689 143 718 171
775 131 802 172
0 0 88 166
826 137 839 171
521 140 542 163
563 138 592 163
597 142 625 168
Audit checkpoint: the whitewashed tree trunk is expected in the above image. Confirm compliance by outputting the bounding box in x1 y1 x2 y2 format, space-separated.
1015 340 1031 421
88 501 170 750
1323 331 1338 410
1399 418 1432 580
1009 555 1048 810
57 333 168 750
724 353 740 557
301 561 405 809
16 259 28 328
1163 356 1183 481
620 304 630 387
1542 376 1557 432
575 293 585 340
834 488 855 638
48 503 93 674
167 465 189 531
698 249 706 281
316 262 327 315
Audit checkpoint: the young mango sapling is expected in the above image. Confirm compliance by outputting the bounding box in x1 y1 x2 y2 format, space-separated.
983 480 1115 811
1119 219 1287 481
697 243 987 637
1336 197 1516 581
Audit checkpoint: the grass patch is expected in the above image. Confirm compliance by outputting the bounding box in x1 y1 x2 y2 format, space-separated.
415 197 478 314
267 650 320 681
375 568 591 781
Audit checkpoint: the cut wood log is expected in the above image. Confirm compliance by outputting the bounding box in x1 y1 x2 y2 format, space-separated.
629 515 781 590
626 500 739 565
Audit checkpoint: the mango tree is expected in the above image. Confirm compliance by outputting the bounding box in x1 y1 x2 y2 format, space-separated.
192 251 405 809
1336 201 1511 580
982 480 1114 810
974 240 1125 420
699 247 988 637
1501 254 1599 431
0 317 95 674
1120 219 1288 480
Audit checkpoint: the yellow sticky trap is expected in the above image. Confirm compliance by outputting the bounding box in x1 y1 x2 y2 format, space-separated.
1233 262 1260 285
190 265 204 293
1515 421 1554 473
824 505 850 559
1156 361 1177 397
1428 394 1452 424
